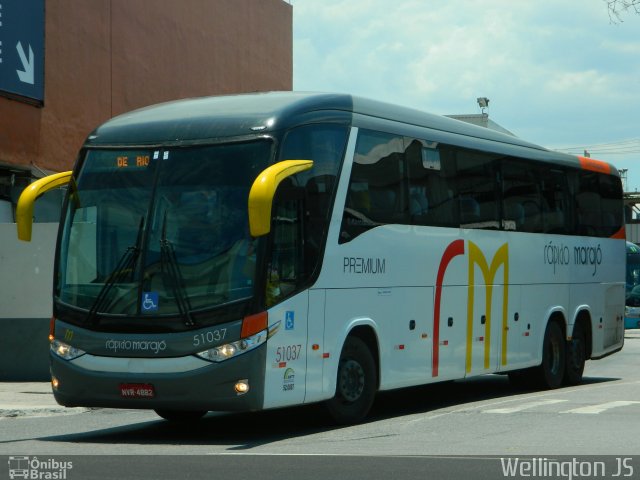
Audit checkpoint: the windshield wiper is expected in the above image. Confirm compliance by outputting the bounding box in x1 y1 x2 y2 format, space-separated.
88 216 144 325
160 211 195 326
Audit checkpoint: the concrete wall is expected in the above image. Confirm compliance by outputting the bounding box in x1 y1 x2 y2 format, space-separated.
0 223 57 380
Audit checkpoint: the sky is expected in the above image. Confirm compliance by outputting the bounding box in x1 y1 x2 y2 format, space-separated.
291 0 640 191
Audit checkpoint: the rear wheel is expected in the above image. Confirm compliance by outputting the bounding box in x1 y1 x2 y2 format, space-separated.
564 322 586 385
537 321 566 389
154 409 207 422
325 336 377 424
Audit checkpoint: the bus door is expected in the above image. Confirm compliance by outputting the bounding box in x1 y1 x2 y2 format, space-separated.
304 288 325 404
262 181 310 408
263 293 309 408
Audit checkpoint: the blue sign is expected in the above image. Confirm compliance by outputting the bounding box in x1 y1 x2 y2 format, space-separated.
285 311 294 330
141 292 159 313
0 0 45 104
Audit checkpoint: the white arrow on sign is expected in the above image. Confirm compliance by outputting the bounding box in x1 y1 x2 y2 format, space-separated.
16 41 34 85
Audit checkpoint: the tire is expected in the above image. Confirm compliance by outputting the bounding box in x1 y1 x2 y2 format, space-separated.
536 321 566 389
154 409 207 422
564 322 586 386
325 336 377 424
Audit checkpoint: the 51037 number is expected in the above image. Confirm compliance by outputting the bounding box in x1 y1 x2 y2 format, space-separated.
275 344 302 362
193 329 227 347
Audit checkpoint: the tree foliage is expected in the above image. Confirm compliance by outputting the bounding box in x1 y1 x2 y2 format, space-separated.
606 0 640 22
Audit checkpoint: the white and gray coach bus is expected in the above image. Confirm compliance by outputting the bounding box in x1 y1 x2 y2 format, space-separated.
17 92 625 424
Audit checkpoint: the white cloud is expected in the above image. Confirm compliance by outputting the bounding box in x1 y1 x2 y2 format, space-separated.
292 0 640 188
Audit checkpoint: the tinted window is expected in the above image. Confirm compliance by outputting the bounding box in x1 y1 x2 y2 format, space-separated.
338 129 623 241
340 130 408 243
540 168 571 234
279 124 347 274
600 174 624 237
574 171 622 237
406 140 458 228
455 150 499 229
502 160 540 232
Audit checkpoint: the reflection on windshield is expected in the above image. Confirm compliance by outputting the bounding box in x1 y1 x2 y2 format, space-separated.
57 142 270 318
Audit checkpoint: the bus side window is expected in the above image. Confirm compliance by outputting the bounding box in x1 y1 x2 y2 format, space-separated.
339 130 407 243
540 169 570 234
455 149 499 229
576 172 602 236
599 174 623 237
403 139 431 219
575 171 623 238
406 139 459 228
502 160 542 233
279 123 347 272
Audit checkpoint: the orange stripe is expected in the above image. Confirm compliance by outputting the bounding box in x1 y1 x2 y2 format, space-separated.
578 156 611 174
241 311 268 338
611 226 626 239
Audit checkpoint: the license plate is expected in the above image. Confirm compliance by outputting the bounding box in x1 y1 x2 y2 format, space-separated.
119 383 155 398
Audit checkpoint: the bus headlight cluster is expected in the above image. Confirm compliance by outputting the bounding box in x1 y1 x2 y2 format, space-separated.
196 330 266 362
51 339 86 360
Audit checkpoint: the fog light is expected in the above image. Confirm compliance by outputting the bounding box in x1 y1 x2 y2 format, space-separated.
235 380 249 395
51 377 59 389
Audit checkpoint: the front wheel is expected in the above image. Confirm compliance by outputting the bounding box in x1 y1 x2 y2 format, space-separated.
325 336 377 424
154 409 207 422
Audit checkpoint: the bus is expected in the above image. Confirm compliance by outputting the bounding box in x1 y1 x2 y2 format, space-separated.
625 241 640 329
17 92 625 424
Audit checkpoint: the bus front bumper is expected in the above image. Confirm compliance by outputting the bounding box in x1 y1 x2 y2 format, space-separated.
49 346 266 412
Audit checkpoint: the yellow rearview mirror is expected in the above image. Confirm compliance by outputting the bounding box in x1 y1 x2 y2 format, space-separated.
16 171 73 241
248 160 313 237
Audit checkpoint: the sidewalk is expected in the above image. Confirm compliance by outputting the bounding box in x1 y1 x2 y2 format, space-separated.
0 382 87 418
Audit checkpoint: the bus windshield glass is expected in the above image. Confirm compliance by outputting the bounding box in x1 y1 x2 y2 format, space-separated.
56 140 271 317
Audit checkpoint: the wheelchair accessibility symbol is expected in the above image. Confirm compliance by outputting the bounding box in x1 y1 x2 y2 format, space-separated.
285 311 294 330
142 292 159 312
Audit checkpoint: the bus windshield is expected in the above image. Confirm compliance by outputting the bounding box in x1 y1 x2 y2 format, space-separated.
56 140 271 318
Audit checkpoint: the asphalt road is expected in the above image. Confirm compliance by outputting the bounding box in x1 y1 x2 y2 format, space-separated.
2 331 640 479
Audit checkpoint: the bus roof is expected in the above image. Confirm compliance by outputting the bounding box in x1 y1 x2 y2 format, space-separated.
85 91 618 176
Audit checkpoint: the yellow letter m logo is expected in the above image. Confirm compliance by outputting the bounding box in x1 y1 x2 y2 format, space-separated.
466 241 509 373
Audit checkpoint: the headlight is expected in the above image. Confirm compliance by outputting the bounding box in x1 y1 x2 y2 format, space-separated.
51 339 86 360
196 329 266 362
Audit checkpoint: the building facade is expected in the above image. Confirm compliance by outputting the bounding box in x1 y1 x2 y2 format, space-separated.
0 0 292 215
0 0 292 380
